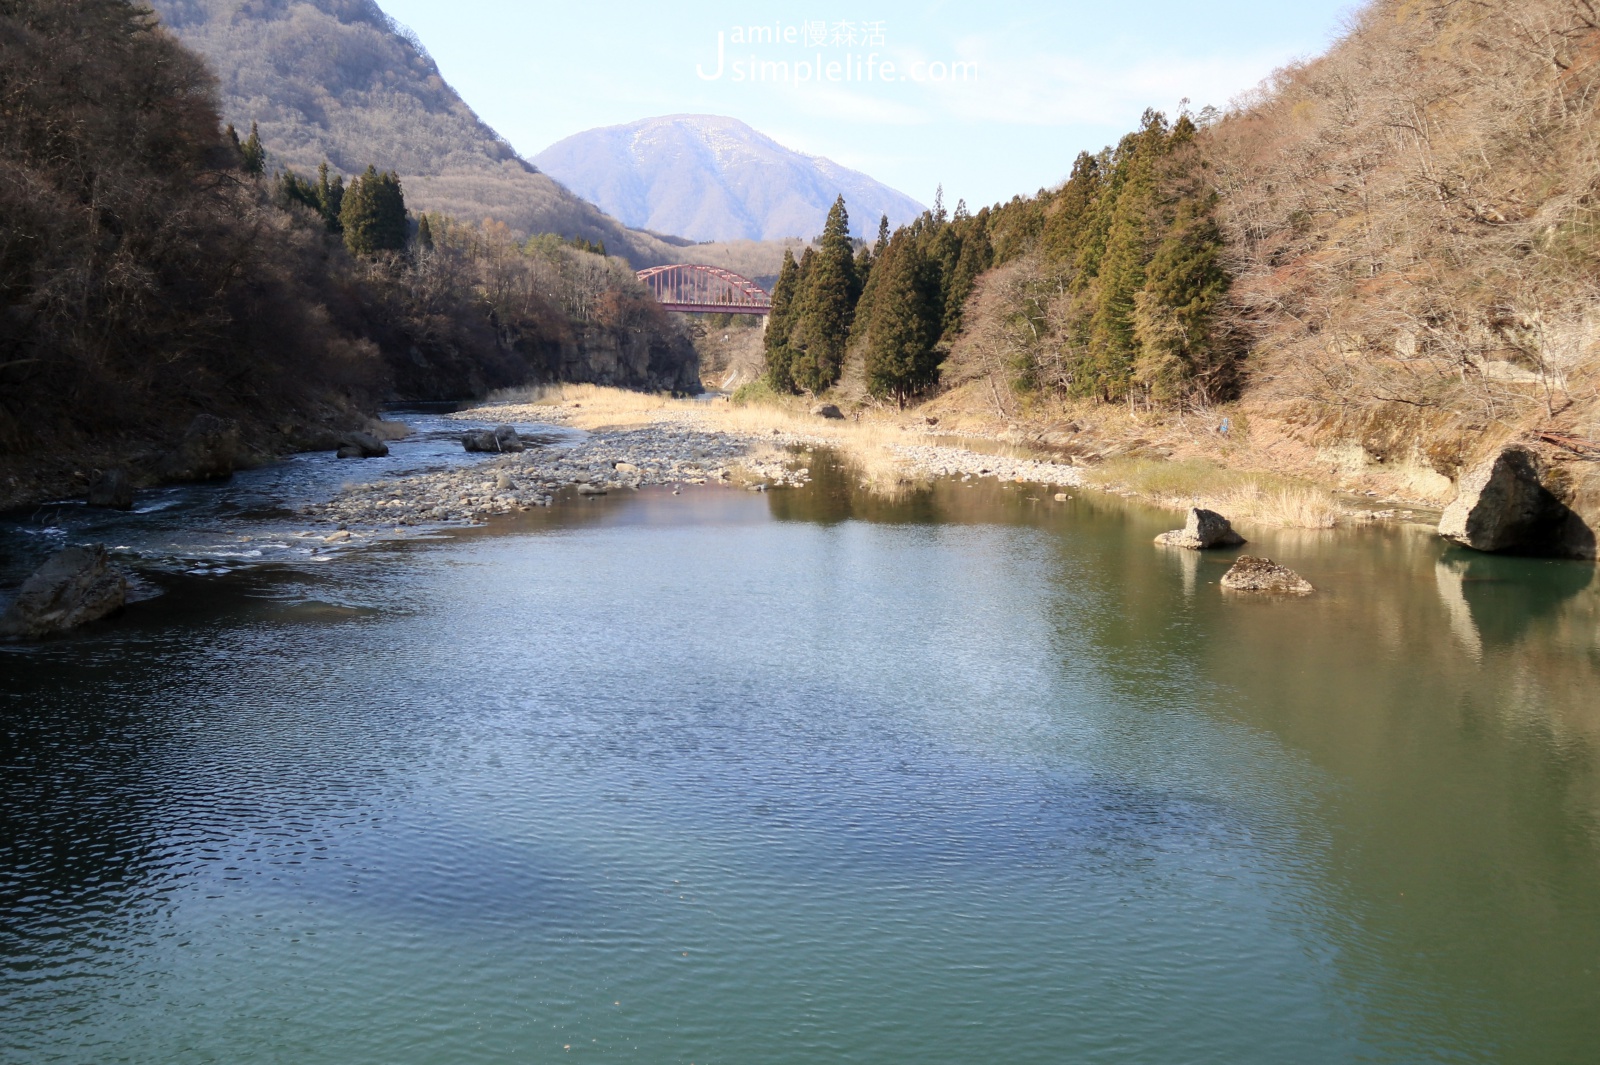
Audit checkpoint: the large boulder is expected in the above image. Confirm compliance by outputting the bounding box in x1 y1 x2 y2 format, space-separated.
1439 445 1595 558
86 468 134 510
0 545 128 639
363 418 412 442
1155 507 1246 550
810 403 845 420
462 425 525 453
157 414 240 482
336 431 389 459
1221 556 1314 595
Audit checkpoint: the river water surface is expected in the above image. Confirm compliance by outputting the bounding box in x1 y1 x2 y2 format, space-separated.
2 428 1599 1063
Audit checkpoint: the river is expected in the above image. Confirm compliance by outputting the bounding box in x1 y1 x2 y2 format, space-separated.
2 416 1598 1063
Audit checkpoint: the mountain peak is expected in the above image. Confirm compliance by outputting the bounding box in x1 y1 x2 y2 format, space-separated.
534 115 924 243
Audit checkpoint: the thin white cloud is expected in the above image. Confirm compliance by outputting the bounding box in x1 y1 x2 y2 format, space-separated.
918 35 1297 126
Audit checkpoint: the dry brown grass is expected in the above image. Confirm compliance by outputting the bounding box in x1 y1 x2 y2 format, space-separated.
466 383 926 490
1084 457 1344 529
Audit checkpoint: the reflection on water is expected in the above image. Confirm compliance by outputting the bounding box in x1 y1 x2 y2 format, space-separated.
1 449 1599 1064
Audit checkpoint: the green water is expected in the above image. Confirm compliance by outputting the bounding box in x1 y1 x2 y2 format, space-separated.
2 463 1598 1063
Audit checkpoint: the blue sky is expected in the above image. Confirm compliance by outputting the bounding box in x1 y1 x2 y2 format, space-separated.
380 0 1356 210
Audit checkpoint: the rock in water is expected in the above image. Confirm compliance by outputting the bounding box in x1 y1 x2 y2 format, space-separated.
86 468 134 510
462 426 526 453
157 414 240 482
810 403 844 420
1439 445 1595 557
363 418 412 441
0 545 128 639
1221 556 1314 595
336 431 389 459
1155 507 1246 549
493 425 525 453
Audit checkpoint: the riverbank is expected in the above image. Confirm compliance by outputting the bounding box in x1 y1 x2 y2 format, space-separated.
302 385 1084 529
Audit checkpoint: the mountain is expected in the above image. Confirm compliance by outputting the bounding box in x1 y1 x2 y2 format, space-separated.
533 115 926 243
146 0 680 265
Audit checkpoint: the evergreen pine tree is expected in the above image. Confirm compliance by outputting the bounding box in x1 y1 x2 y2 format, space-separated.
875 214 890 258
1041 151 1102 263
1132 195 1229 404
417 213 434 253
341 166 407 256
789 196 857 393
763 248 802 391
942 220 992 337
1085 111 1168 399
853 244 874 297
324 173 345 233
864 234 941 407
240 121 265 176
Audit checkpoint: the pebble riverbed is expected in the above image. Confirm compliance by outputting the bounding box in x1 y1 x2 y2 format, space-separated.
300 404 1084 530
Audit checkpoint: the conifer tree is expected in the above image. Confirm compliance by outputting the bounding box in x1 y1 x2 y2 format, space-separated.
864 233 941 407
1132 196 1229 404
1041 152 1102 263
314 162 345 233
875 214 890 258
943 220 992 336
789 196 856 393
1085 111 1168 398
240 121 265 176
763 248 802 391
417 213 434 253
340 165 407 256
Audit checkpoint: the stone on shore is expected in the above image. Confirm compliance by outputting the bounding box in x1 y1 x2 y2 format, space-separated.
87 468 134 510
811 404 845 420
336 431 389 459
157 414 240 482
0 545 128 639
1155 507 1246 549
1221 555 1314 594
576 483 607 496
1438 445 1595 558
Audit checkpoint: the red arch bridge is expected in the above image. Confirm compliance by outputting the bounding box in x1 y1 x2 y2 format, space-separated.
635 264 771 315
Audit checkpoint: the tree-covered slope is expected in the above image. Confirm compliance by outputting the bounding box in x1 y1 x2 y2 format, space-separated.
146 0 681 265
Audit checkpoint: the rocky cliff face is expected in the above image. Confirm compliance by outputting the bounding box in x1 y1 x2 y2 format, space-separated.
535 328 702 395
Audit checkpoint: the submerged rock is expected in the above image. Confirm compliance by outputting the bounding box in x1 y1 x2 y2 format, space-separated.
1438 445 1595 558
1221 556 1314 595
1155 507 1246 550
86 468 134 510
157 414 240 482
0 545 128 639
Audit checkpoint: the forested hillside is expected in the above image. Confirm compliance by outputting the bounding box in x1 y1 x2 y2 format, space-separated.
1210 0 1600 468
877 0 1600 516
0 0 696 509
147 0 683 266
